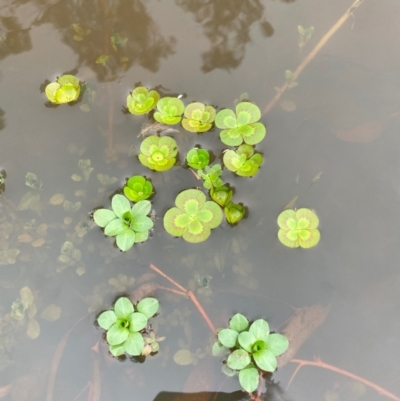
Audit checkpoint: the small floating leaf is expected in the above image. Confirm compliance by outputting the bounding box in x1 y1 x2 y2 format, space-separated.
95 54 109 65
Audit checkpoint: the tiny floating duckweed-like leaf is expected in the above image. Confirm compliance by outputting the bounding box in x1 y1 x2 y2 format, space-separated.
154 97 185 125
197 164 223 190
210 186 233 207
215 102 266 146
124 175 153 202
127 86 160 115
138 135 178 172
93 195 153 251
45 75 81 104
97 296 160 357
186 148 210 170
223 145 263 177
224 203 246 224
277 208 320 248
163 189 223 243
182 102 216 133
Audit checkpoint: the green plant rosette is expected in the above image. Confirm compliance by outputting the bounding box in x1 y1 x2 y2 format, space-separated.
45 74 81 104
138 135 178 172
127 86 160 115
210 186 233 207
163 189 223 243
224 203 245 224
93 195 154 251
223 145 263 177
186 148 210 170
277 208 320 248
154 97 185 125
123 175 153 202
97 296 159 357
215 102 266 146
197 164 223 190
182 102 216 133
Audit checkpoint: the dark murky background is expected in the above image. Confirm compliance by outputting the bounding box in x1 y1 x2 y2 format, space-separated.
1 0 400 400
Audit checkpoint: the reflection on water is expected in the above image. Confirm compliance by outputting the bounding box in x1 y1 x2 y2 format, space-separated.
1 0 400 400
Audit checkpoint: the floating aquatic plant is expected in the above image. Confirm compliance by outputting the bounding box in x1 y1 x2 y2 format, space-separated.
215 102 266 146
224 203 246 224
124 175 153 202
197 164 223 189
45 75 81 104
154 97 185 125
127 86 160 115
186 148 210 170
138 136 178 172
277 208 320 248
93 195 153 251
212 313 289 393
223 145 263 177
163 189 223 243
210 186 233 207
97 296 159 357
182 102 216 133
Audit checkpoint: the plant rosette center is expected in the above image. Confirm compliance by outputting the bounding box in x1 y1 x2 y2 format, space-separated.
277 208 320 248
163 189 223 243
97 296 160 357
138 135 178 172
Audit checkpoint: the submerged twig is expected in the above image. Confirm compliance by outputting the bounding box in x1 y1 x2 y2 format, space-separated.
149 263 216 334
289 358 400 401
264 0 366 114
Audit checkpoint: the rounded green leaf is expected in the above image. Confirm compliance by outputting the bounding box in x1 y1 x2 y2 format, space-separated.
175 189 206 213
184 102 205 118
237 160 261 177
202 201 223 228
210 186 233 207
212 342 228 357
238 331 256 353
220 129 243 146
131 200 151 218
124 332 145 356
57 74 79 88
134 230 149 243
55 84 80 103
218 328 239 348
114 297 134 318
112 194 131 219
239 367 259 393
253 349 277 372
93 209 116 227
186 148 210 169
124 176 153 201
223 150 243 172
136 298 159 318
140 136 160 156
116 229 136 251
215 109 237 129
235 102 261 124
236 144 254 158
97 310 117 330
229 313 249 333
182 220 211 243
163 208 188 237
296 208 319 229
158 136 178 158
45 82 60 103
128 312 148 332
107 324 129 345
278 229 299 248
131 215 153 233
227 349 251 370
104 219 127 236
298 228 320 248
249 319 269 342
242 123 266 145
224 203 246 224
277 210 297 230
109 343 126 357
265 333 289 356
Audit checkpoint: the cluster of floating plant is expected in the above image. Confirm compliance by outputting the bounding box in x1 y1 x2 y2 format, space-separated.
97 296 161 357
213 313 289 393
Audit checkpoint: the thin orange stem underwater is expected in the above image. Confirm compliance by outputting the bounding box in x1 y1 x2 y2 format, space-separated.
289 358 400 401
